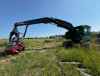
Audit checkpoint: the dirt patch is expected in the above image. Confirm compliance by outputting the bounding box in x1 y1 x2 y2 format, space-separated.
0 59 11 64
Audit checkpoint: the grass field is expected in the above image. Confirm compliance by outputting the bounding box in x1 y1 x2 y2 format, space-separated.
0 37 100 76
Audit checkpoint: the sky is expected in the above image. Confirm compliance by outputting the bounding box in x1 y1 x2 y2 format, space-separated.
0 0 100 38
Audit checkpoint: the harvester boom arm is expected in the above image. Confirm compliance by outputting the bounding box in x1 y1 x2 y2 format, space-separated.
15 17 73 30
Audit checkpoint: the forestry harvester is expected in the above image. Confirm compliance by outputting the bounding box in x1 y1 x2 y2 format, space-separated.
5 17 91 54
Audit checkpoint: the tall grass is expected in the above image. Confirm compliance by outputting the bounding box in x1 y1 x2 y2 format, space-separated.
0 37 100 76
0 39 8 47
0 50 81 76
56 47 100 76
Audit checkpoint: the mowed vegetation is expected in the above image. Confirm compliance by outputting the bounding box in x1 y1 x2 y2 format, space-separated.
0 36 100 76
